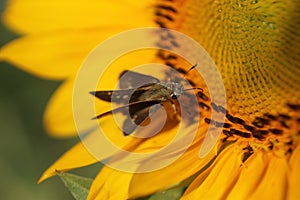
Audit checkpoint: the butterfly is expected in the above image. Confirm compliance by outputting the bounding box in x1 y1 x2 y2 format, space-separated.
90 65 202 136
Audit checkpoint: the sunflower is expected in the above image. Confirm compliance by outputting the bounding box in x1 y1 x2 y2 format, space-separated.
1 0 300 199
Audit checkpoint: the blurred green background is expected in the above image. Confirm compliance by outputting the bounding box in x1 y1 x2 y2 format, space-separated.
0 1 99 199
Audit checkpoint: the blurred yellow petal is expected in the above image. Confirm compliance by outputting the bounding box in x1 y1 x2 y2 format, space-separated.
3 0 154 34
249 154 288 200
0 27 136 80
88 167 133 200
44 76 78 137
38 140 98 183
227 151 268 199
182 145 241 200
287 144 300 200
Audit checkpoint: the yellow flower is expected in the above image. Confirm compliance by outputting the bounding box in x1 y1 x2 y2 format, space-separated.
1 0 300 199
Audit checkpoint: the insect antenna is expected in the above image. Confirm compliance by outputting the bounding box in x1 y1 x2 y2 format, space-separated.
181 64 203 92
183 87 203 92
183 63 198 78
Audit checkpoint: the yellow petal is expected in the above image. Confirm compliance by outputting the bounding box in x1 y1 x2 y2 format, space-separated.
227 151 268 199
44 77 79 137
287 144 300 200
38 139 98 183
88 126 208 200
74 119 183 199
128 127 221 198
3 0 154 34
41 98 201 185
44 74 117 137
249 153 288 200
182 145 241 200
38 123 133 183
0 27 135 80
44 74 109 137
88 167 133 200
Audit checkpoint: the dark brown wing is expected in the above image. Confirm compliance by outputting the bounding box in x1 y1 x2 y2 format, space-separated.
118 70 160 89
92 100 162 136
90 70 159 104
90 89 136 103
90 82 160 104
122 105 161 136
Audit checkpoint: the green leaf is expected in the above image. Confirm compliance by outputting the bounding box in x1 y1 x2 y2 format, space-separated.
148 187 185 200
58 173 93 200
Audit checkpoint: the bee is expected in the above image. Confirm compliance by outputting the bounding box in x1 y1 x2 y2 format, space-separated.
90 64 202 136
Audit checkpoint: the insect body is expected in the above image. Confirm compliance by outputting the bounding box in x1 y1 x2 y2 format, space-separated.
90 68 201 136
